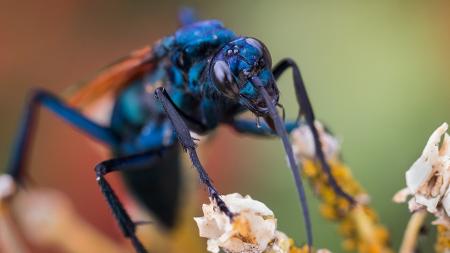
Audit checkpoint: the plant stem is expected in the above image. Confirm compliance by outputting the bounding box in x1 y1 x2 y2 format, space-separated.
399 209 427 253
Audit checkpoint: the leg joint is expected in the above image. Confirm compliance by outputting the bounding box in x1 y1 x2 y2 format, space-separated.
28 88 52 104
94 162 109 177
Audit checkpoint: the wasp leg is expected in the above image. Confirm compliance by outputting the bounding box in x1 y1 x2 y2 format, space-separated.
273 58 355 204
154 87 233 219
95 151 165 253
6 89 120 183
229 119 300 136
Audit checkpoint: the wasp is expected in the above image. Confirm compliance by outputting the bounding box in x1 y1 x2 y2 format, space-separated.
2 10 354 253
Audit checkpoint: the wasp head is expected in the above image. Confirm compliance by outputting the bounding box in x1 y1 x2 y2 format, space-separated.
210 37 279 117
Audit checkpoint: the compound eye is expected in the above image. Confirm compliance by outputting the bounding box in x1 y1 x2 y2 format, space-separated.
245 37 272 68
259 43 272 68
258 58 265 68
212 60 239 98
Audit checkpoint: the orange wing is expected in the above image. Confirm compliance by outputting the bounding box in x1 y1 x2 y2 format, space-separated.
65 45 155 109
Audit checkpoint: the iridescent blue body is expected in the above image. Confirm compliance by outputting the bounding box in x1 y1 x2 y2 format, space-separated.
5 14 354 253
111 20 290 228
113 20 237 155
112 20 279 155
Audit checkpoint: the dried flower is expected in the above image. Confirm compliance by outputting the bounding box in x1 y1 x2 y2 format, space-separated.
194 193 276 253
194 193 331 253
394 122 450 253
291 122 392 253
393 123 450 224
291 121 340 162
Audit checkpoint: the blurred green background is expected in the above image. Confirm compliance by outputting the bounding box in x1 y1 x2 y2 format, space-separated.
1 1 449 252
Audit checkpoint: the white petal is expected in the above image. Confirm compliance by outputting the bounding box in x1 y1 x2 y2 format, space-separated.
443 187 450 216
393 188 411 203
415 194 441 213
264 231 290 253
406 123 447 193
291 121 340 161
195 193 277 253
407 197 423 212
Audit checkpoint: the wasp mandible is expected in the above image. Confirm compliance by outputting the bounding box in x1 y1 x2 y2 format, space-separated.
2 10 354 253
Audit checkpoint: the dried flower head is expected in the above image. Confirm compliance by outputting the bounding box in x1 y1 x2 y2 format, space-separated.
194 193 276 253
291 122 340 162
393 122 450 252
194 193 330 253
393 122 450 226
291 122 392 253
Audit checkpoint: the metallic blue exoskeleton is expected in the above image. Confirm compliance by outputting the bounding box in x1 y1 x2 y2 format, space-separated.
4 12 354 253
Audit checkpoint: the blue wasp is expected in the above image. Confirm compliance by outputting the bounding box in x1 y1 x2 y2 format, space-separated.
4 10 354 253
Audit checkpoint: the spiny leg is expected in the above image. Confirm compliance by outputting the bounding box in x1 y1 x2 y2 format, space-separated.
154 87 233 218
6 89 120 183
95 152 164 253
273 58 355 204
2 89 149 253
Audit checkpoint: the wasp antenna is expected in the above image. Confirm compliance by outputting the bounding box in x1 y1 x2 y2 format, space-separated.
252 77 313 250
